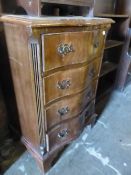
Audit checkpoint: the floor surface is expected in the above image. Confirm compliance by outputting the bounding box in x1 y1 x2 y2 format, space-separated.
4 84 131 175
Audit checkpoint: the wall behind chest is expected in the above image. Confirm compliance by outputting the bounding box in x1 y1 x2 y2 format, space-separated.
0 0 17 13
94 0 116 14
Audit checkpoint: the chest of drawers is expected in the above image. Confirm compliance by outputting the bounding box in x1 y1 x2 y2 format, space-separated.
1 15 113 173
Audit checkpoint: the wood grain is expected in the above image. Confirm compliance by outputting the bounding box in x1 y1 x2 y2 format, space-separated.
42 31 94 72
1 15 112 174
45 79 97 131
0 15 114 27
44 58 100 105
4 24 41 150
47 114 84 151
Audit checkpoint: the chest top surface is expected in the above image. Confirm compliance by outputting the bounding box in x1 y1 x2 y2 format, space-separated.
1 15 114 27
0 13 114 172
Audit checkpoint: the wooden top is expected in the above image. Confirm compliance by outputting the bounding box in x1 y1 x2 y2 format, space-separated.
1 15 114 27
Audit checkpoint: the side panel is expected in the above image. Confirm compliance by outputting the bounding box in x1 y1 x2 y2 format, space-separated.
4 23 41 150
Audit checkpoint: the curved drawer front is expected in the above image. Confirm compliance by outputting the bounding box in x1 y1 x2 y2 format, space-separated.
93 29 106 57
46 115 85 152
82 100 95 121
44 58 100 105
45 80 97 130
42 31 94 72
88 57 102 81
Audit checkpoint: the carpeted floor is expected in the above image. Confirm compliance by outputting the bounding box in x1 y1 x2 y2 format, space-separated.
4 83 131 175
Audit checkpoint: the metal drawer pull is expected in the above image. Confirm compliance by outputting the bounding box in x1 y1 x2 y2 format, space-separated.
58 107 70 117
58 129 69 138
57 43 74 56
57 80 71 90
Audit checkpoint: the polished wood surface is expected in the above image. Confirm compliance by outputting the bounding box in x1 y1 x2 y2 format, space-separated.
47 113 85 151
45 79 97 130
1 15 114 27
93 29 106 56
42 31 94 72
3 23 41 149
44 58 100 104
1 15 113 174
42 30 105 72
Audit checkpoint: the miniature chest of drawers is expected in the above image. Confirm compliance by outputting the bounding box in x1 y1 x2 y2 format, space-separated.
1 15 113 173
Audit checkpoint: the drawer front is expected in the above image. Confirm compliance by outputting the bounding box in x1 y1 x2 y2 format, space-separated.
88 57 102 81
44 58 100 105
46 115 85 151
42 31 94 72
93 30 106 57
82 100 95 121
45 80 98 130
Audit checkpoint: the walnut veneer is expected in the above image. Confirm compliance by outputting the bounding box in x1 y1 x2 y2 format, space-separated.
1 15 113 173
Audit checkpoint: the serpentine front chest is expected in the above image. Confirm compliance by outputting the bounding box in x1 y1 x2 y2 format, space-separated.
1 15 113 173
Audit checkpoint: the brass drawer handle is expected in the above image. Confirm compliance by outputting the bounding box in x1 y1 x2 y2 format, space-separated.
58 129 69 138
57 43 74 56
58 106 70 117
57 80 71 90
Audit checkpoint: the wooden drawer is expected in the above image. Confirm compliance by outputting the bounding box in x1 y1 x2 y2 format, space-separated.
42 31 94 72
82 100 95 121
93 30 106 57
42 30 105 72
44 58 101 105
45 80 98 130
46 115 85 152
88 57 102 81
